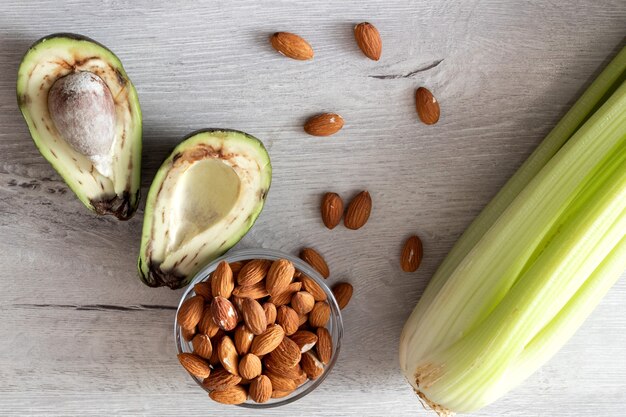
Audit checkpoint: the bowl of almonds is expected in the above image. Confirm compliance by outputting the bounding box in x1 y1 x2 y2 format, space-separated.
175 248 343 407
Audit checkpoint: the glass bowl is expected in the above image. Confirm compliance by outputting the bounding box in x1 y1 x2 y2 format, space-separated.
174 248 344 408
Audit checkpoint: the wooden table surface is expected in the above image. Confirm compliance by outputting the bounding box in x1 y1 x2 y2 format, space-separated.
1 1 625 416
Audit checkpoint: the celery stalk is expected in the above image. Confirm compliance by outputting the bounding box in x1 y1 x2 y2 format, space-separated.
399 47 626 415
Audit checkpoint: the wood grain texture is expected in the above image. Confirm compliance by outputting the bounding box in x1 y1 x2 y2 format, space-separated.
1 0 625 415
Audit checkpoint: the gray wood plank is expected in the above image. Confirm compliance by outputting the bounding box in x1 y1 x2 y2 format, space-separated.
0 0 625 415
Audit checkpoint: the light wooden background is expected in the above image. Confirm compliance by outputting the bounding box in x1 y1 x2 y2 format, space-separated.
1 1 625 416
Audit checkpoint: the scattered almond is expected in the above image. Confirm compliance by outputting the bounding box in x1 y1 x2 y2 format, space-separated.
192 334 213 360
291 291 315 315
268 281 302 306
309 301 331 328
202 367 242 391
304 113 344 136
239 353 262 380
321 192 344 229
249 375 272 403
263 302 277 325
298 314 309 327
415 87 440 125
250 324 285 356
234 324 254 356
177 295 205 330
242 298 267 335
217 336 239 376
276 305 299 335
401 235 423 272
237 259 271 286
301 351 324 380
209 385 247 405
344 190 372 230
290 330 318 353
211 296 238 331
299 247 330 278
316 327 332 364
332 282 353 310
354 22 382 60
178 353 211 379
193 280 212 301
266 259 295 296
300 275 327 301
211 261 234 298
270 32 314 60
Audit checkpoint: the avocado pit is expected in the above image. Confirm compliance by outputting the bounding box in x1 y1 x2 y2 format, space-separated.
47 71 116 176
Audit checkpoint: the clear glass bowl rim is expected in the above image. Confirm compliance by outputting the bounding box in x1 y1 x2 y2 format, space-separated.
174 248 344 408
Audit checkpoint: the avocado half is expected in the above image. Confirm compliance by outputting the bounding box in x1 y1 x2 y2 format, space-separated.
138 129 272 289
17 33 142 220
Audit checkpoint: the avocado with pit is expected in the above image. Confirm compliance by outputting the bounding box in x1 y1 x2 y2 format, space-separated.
138 129 272 289
17 33 142 220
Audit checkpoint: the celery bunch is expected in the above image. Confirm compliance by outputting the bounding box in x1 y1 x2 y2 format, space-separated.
399 45 626 415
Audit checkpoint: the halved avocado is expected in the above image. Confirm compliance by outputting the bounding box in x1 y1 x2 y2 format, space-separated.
16 33 142 220
138 129 272 289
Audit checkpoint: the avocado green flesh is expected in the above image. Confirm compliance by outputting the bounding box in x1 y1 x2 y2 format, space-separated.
16 34 142 219
139 129 272 289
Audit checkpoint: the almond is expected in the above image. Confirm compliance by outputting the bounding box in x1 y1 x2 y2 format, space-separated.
211 261 234 298
232 281 270 299
229 260 245 276
295 368 308 386
193 280 212 301
242 298 267 335
209 331 225 366
264 356 303 379
401 235 423 272
268 281 302 306
301 351 324 380
181 325 196 342
211 296 238 331
291 291 315 315
304 113 344 136
249 375 272 403
290 330 318 353
177 353 211 379
263 302 277 325
321 192 344 229
299 247 330 278
266 259 295 296
202 367 242 391
218 336 239 376
332 282 353 310
271 389 295 399
344 190 372 230
237 259 271 286
268 337 301 368
270 32 314 60
209 385 247 405
192 333 213 360
177 295 205 330
265 370 297 391
298 314 309 328
316 327 332 364
231 296 245 319
300 275 327 301
239 353 262 380
415 87 440 125
354 22 382 61
276 305 299 335
250 324 285 356
198 306 220 337
309 301 331 328
234 324 254 356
